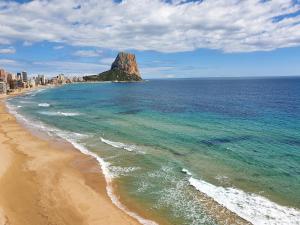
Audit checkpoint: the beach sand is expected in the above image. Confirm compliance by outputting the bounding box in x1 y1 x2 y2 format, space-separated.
0 97 141 225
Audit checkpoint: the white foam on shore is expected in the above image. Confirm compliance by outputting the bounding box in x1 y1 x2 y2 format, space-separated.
100 137 138 152
188 176 300 225
6 103 64 135
7 101 300 225
38 103 50 107
61 140 158 225
5 102 158 225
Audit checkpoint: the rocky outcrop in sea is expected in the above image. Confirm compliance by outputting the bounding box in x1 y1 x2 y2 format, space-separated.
84 52 142 82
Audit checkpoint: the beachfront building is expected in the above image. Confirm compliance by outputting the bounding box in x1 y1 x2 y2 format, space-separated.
6 73 15 91
0 69 7 82
50 76 58 85
36 74 46 85
72 76 84 82
7 73 16 81
0 67 55 94
14 71 30 88
0 81 7 94
8 79 18 90
29 78 36 88
21 71 28 82
57 74 65 84
17 72 22 81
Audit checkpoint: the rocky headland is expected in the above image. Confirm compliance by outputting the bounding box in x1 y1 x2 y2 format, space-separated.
84 52 142 82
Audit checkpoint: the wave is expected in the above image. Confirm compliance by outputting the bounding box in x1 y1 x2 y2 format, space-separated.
38 103 50 107
5 102 158 225
100 137 138 152
19 100 33 104
182 168 300 225
38 111 80 116
6 103 66 136
30 88 48 96
182 168 192 176
109 166 140 178
67 141 157 225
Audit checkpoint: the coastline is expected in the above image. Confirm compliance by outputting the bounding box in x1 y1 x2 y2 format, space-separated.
0 93 143 225
3 82 299 225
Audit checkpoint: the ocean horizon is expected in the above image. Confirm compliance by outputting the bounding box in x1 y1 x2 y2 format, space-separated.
7 77 300 225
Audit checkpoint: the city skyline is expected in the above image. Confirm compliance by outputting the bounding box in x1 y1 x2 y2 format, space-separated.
0 0 300 78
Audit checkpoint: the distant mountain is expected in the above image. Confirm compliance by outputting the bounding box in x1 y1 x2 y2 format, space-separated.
83 52 142 82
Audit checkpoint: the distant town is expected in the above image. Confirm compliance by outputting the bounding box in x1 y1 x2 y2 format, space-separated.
0 67 85 95
0 52 143 95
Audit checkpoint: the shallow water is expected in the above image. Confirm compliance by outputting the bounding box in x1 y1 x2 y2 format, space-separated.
7 77 300 225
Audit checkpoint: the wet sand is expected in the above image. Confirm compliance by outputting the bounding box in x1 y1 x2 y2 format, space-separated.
0 96 141 225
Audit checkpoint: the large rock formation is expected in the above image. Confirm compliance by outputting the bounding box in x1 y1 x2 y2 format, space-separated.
83 52 142 82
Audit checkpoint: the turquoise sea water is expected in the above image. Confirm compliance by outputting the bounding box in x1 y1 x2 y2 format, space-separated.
7 78 300 225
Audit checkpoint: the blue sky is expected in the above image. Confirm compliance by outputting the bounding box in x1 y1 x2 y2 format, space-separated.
0 0 300 78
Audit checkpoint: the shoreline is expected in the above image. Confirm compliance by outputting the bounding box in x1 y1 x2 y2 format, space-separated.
0 92 145 224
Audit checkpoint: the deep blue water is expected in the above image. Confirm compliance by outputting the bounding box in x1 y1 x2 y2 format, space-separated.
7 77 300 225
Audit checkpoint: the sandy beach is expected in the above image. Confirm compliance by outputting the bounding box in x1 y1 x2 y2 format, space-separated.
0 95 141 225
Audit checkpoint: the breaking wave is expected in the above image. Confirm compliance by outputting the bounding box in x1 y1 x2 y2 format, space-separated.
38 111 81 116
100 137 138 152
5 101 157 225
38 103 50 107
182 169 300 225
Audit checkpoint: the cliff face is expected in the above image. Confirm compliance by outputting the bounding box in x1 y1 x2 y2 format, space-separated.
83 52 142 82
111 52 140 76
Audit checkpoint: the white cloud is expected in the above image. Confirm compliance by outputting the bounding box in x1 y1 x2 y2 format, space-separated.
0 0 299 53
0 47 16 54
32 60 108 76
0 59 18 65
54 45 64 50
99 57 116 65
0 38 11 45
73 49 102 57
23 41 32 46
163 74 176 78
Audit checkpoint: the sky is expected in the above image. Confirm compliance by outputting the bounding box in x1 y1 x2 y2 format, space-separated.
0 0 300 79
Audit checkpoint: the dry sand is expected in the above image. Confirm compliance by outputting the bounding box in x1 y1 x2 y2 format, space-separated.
0 95 142 225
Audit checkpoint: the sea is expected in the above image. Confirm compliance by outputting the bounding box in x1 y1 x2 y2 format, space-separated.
6 77 300 225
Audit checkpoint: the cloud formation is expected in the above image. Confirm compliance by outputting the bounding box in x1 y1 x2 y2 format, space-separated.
0 0 299 53
32 60 108 75
73 49 102 57
53 45 64 50
0 59 17 65
0 47 16 54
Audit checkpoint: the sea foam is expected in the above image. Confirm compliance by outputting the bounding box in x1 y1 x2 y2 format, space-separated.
38 103 50 107
38 111 80 116
67 141 158 225
100 137 138 152
187 174 300 225
182 168 192 176
6 102 157 225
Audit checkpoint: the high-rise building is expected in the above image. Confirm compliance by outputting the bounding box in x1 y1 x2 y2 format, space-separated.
37 74 46 85
0 81 7 94
21 71 28 82
17 72 22 81
0 69 7 82
57 74 65 84
29 78 36 88
9 79 18 90
7 73 16 81
7 73 15 90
